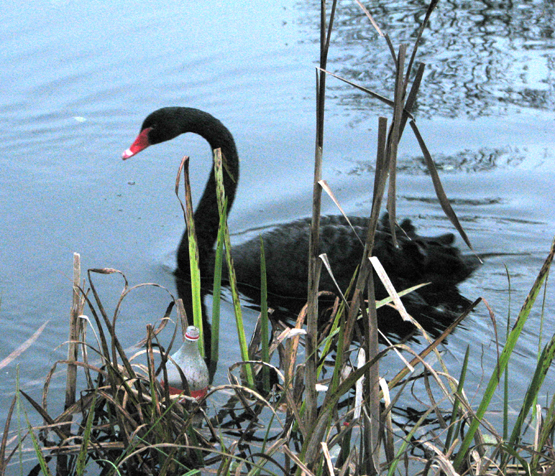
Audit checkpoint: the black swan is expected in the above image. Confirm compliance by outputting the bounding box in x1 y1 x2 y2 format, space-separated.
122 107 478 347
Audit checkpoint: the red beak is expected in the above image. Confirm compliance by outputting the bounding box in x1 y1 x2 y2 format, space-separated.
122 127 152 160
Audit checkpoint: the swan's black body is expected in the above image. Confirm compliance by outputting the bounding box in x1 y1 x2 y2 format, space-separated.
123 107 478 351
230 214 475 299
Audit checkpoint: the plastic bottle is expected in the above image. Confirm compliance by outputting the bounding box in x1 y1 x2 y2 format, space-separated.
163 326 209 400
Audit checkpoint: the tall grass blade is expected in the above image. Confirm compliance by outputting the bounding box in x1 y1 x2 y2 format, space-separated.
25 410 53 476
75 391 98 475
61 252 84 471
362 116 390 472
86 268 135 377
0 395 16 473
370 117 389 234
369 256 416 327
409 120 474 251
175 156 205 352
386 44 407 245
404 0 438 85
213 148 254 387
210 201 226 377
319 180 364 246
508 334 555 447
532 392 555 469
0 321 49 371
453 238 555 470
16 367 23 473
444 345 470 452
399 62 425 136
259 237 271 393
305 0 339 436
387 402 442 476
354 0 384 37
318 68 396 109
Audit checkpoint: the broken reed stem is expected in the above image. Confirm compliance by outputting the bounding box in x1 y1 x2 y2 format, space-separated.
306 0 339 434
363 116 389 471
176 157 205 352
64 253 81 420
57 252 83 475
386 44 407 246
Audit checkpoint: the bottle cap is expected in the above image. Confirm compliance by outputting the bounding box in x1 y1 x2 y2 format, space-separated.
185 326 200 341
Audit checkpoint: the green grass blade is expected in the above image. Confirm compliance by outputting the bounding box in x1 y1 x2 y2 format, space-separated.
508 334 555 447
75 391 98 475
503 268 512 442
387 405 440 476
444 345 470 451
454 238 555 470
209 202 226 378
25 410 53 476
532 392 555 469
259 237 271 393
213 148 254 387
0 394 16 472
16 366 24 474
175 157 205 354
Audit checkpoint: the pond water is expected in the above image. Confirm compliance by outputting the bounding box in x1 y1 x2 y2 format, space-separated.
1 0 555 469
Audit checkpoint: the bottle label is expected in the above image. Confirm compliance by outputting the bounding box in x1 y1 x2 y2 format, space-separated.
161 381 208 400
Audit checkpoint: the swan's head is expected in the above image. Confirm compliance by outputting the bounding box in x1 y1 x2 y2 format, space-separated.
122 107 185 160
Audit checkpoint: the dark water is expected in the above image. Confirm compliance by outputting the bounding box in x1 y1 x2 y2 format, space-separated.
1 0 555 468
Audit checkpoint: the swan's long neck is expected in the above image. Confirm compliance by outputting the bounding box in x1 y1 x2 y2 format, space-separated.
174 108 240 276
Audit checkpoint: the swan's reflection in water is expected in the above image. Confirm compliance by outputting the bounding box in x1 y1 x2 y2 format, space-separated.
236 279 476 343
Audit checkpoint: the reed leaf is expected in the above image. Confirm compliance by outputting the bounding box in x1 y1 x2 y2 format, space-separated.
453 238 555 470
409 120 474 251
0 395 17 473
213 148 254 387
175 156 205 352
259 236 271 393
507 333 555 448
25 409 53 476
0 321 49 371
444 345 471 452
75 390 98 475
386 43 407 244
209 200 226 377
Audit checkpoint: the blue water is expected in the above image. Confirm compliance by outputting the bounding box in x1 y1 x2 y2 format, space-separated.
1 0 555 471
